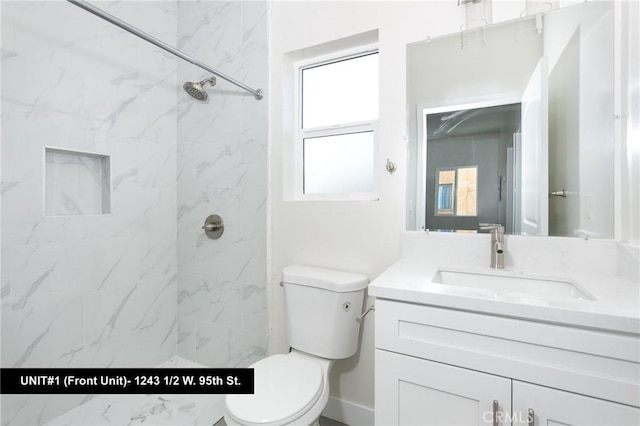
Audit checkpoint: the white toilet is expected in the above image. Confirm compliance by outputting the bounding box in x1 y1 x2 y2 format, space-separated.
225 265 368 426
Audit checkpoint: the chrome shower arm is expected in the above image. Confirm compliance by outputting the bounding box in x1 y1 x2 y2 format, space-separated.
66 0 264 100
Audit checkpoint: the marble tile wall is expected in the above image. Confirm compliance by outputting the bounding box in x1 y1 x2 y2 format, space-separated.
1 1 179 425
1 1 269 423
176 0 268 368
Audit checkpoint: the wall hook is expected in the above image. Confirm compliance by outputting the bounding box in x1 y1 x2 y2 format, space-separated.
386 159 397 174
550 189 568 198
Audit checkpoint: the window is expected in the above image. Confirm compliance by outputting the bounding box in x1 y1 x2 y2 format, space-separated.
435 167 478 216
436 170 455 215
297 49 379 198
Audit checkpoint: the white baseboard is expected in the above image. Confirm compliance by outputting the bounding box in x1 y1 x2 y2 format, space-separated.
322 396 374 426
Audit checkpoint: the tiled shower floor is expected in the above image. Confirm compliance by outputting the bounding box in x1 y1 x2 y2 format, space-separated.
44 357 225 426
43 356 349 426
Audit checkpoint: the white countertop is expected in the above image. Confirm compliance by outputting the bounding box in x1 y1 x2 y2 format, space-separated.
369 233 640 335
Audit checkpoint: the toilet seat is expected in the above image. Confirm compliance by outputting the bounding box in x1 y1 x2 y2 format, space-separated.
226 354 324 426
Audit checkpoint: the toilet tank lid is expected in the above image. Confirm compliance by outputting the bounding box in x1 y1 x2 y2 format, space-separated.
282 265 368 292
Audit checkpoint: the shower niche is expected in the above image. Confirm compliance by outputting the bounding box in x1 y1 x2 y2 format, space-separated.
45 147 111 216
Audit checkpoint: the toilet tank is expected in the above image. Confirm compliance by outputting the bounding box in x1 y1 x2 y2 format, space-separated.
282 265 368 359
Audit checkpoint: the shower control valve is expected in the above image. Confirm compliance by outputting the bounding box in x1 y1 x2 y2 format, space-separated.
202 214 224 239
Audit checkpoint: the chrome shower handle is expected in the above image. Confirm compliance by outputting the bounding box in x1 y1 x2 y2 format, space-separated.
202 214 224 239
202 222 222 232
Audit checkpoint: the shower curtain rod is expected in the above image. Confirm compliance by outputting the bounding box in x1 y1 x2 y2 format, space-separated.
66 0 264 100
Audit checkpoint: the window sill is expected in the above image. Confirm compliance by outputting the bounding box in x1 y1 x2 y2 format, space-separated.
289 192 380 202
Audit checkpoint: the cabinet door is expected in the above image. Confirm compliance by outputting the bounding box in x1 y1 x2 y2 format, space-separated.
512 381 640 426
376 350 512 426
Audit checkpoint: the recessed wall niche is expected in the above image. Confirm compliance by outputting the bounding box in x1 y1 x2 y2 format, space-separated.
45 148 111 216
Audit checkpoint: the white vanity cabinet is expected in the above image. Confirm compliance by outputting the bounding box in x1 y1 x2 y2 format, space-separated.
374 299 640 426
376 350 512 425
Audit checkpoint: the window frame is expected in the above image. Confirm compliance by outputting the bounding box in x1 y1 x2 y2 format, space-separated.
434 166 479 217
293 45 380 201
436 183 455 216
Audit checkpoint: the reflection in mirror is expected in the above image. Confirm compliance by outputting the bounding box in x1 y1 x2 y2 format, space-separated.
435 167 478 217
426 104 520 233
406 1 615 238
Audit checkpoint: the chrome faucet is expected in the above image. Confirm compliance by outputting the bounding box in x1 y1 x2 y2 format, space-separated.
479 224 505 269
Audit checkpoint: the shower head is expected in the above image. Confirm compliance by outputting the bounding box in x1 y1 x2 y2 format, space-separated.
183 77 216 101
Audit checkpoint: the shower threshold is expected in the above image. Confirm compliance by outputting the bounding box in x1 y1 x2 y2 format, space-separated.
43 357 224 426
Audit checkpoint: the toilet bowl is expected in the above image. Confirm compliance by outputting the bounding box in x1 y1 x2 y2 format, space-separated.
225 351 334 426
224 265 368 426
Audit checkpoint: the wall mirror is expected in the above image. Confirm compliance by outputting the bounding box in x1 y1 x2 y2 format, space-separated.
406 1 615 238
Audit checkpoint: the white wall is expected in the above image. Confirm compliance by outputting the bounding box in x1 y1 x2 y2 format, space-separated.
617 0 640 281
269 0 639 418
269 0 511 415
622 0 640 249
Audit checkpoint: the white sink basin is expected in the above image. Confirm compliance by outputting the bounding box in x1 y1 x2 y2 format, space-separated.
432 269 594 301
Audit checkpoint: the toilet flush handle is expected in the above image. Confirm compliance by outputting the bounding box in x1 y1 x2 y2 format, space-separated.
356 305 375 323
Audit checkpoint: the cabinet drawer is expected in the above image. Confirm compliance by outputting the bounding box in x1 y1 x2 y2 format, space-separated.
375 299 640 407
